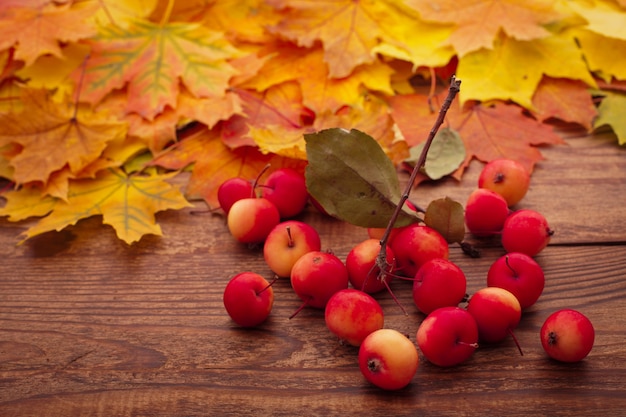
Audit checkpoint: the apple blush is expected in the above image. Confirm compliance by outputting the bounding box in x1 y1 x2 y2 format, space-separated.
324 288 384 346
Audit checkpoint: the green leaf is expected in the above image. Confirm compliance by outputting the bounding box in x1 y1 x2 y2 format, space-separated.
593 90 626 145
405 127 466 180
424 197 465 244
304 128 418 228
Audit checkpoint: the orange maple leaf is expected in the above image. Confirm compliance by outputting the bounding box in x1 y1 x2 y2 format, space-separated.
408 0 562 56
0 1 98 66
151 126 307 209
531 77 598 130
77 17 240 120
389 92 566 176
269 0 440 78
0 89 128 186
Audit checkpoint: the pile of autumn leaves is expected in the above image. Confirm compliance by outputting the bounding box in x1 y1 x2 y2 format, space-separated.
0 0 625 244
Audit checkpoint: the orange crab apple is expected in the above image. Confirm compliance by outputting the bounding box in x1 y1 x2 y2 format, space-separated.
359 328 419 390
325 288 384 346
227 197 280 244
478 158 530 207
263 220 321 277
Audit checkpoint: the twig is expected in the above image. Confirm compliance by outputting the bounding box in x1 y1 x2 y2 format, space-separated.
376 76 462 272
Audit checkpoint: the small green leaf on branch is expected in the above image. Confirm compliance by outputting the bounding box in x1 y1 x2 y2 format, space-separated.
304 128 419 228
405 127 466 180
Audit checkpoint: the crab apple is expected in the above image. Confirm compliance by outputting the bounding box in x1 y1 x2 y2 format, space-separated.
263 220 322 277
223 272 274 327
466 287 522 351
261 168 308 218
501 209 553 257
289 251 349 317
325 289 384 346
227 197 280 244
540 309 595 363
390 224 449 278
478 158 530 207
464 188 510 237
413 258 467 315
217 177 254 214
358 328 419 391
417 307 479 367
487 252 545 309
346 238 395 294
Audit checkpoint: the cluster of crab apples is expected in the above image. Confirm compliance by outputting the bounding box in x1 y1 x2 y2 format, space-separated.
219 160 595 391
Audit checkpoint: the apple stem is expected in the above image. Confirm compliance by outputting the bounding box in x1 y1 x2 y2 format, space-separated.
259 276 278 295
504 255 519 277
382 277 409 316
289 297 311 320
251 163 271 197
508 328 524 356
286 226 294 248
376 76 461 275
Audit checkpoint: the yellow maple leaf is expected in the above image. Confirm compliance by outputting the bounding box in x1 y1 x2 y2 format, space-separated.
78 17 241 120
408 0 562 57
566 0 626 41
242 43 394 114
0 89 128 185
270 0 440 78
456 32 596 108
0 185 57 221
16 168 191 244
93 0 159 28
202 0 282 43
571 28 626 82
0 1 98 66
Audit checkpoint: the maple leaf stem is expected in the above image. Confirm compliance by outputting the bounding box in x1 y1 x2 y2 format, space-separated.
72 53 91 121
376 76 462 271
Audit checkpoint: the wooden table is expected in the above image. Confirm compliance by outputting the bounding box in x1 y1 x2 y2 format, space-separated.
1 126 625 416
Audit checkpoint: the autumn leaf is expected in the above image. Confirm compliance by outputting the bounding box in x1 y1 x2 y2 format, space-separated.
408 0 562 56
531 77 598 130
269 0 450 78
405 127 466 181
456 32 596 109
593 90 626 145
572 28 626 82
0 0 98 66
0 89 128 186
151 126 307 209
389 92 566 176
0 184 56 221
16 167 191 244
78 18 241 119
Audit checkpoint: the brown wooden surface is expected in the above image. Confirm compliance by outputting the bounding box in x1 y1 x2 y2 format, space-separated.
1 127 626 416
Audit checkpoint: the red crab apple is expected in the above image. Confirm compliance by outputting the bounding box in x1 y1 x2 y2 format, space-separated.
391 224 449 277
464 188 510 237
540 309 595 363
501 209 553 257
261 168 309 218
478 158 530 207
466 287 523 354
358 328 419 390
413 258 467 315
263 220 322 277
487 252 545 309
417 306 479 367
217 177 254 214
289 251 349 318
227 197 280 244
346 238 395 294
325 289 384 346
223 272 274 327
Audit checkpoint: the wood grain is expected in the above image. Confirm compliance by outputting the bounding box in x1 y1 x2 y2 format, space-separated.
1 131 626 416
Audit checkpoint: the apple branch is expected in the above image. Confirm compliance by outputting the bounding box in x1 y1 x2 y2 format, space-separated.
376 76 462 272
